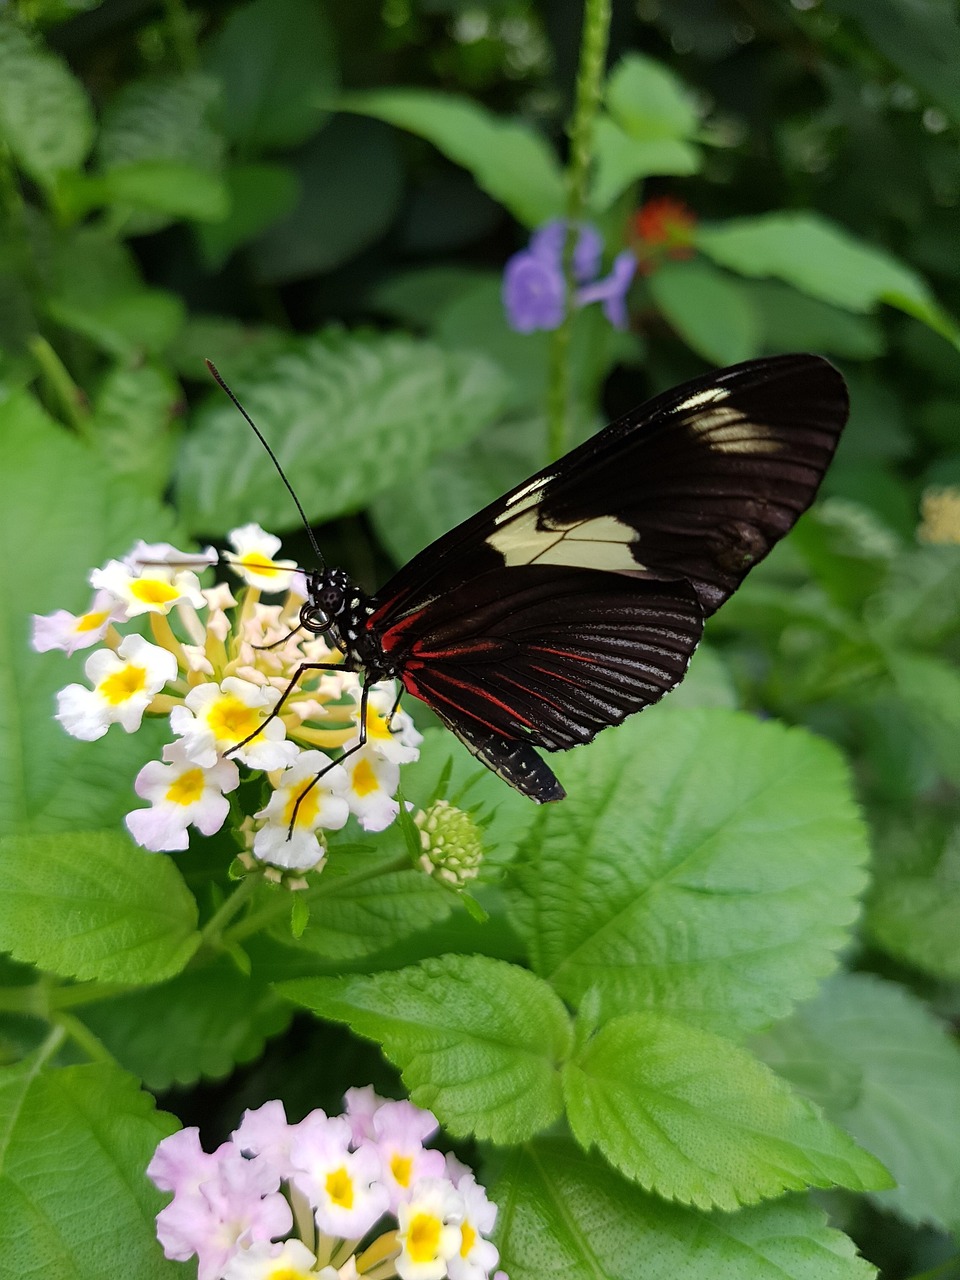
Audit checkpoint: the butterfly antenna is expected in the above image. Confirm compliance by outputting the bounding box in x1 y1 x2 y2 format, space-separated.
205 359 325 568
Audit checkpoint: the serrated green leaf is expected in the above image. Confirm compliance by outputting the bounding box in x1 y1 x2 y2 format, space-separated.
868 545 960 646
79 963 292 1089
196 162 299 270
0 18 93 189
339 89 565 228
205 0 338 151
753 973 960 1233
648 258 761 364
563 1011 890 1210
697 213 960 346
167 315 290 382
590 114 700 213
89 362 181 495
492 1138 876 1280
0 1059 179 1279
2 391 184 837
507 707 870 1036
176 329 509 534
251 115 403 284
0 830 200 984
867 820 960 981
605 52 700 141
280 955 573 1142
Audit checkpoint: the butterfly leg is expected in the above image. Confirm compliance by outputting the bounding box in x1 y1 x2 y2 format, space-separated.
286 679 372 837
225 660 345 757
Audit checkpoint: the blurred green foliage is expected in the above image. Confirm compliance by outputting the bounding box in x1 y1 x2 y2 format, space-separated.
2 1 960 1278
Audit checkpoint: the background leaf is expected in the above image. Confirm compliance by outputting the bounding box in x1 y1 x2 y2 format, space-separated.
492 1138 876 1280
0 1060 179 1279
507 707 870 1036
176 329 509 534
0 830 200 985
280 955 573 1142
647 259 761 364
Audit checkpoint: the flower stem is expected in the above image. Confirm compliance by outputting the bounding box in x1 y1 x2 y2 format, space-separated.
546 0 611 462
198 871 262 949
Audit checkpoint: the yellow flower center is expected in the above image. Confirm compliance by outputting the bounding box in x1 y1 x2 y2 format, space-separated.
351 757 379 797
99 664 147 705
460 1222 476 1258
130 578 180 607
77 609 109 633
165 768 205 807
408 1212 442 1263
267 1269 311 1280
240 553 280 577
366 706 393 740
325 1166 354 1209
207 695 262 743
282 783 319 830
391 1153 413 1188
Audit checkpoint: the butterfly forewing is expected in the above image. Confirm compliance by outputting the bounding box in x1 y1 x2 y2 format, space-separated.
362 353 848 801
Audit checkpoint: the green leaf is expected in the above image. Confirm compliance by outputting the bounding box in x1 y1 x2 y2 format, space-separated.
79 963 292 1089
492 1138 876 1280
0 830 200 984
886 650 960 786
867 821 960 982
368 266 493 329
251 116 403 283
205 0 338 151
0 1060 179 1279
96 159 230 222
507 707 870 1036
0 18 93 189
868 546 960 647
647 258 761 364
697 213 960 344
563 1011 890 1210
590 114 699 214
339 88 565 228
745 281 886 360
47 288 186 360
1 391 184 837
196 162 299 270
167 314 289 382
176 329 509 535
605 52 700 141
754 973 960 1234
280 955 573 1142
89 362 181 495
283 851 455 961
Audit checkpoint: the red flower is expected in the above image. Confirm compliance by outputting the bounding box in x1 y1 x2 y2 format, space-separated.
631 197 697 274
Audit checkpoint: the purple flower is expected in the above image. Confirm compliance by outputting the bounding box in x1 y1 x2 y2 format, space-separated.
576 249 637 330
503 220 635 333
502 249 566 332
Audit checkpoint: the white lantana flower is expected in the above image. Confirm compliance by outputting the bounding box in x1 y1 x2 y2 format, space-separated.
396 1178 464 1280
170 676 300 771
446 1174 500 1280
222 1238 320 1280
126 742 240 852
349 684 423 766
342 748 401 832
123 539 217 573
289 1113 391 1239
226 523 299 593
253 751 349 871
31 588 123 656
91 558 206 618
56 634 177 740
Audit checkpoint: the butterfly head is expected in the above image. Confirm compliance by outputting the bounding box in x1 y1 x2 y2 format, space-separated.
300 567 353 636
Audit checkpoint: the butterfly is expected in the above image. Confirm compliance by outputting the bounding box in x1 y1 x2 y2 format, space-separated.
211 353 848 804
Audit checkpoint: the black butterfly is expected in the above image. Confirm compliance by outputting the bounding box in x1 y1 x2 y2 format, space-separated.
211 353 848 804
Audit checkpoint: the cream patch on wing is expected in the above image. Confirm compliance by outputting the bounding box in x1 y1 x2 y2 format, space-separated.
682 396 782 456
488 507 643 571
492 477 551 526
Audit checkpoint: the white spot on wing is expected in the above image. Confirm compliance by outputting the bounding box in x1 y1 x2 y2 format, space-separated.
488 508 644 572
685 402 782 455
493 477 551 526
675 386 731 412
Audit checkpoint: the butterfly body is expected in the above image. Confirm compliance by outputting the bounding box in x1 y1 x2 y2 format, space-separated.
295 354 849 802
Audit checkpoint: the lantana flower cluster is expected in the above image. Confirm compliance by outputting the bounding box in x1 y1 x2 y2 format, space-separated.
148 1090 505 1280
502 218 636 333
32 524 422 873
